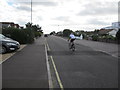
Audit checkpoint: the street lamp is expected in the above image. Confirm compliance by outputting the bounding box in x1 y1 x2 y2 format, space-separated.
31 0 32 24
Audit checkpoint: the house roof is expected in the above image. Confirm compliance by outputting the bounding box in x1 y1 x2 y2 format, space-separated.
99 29 113 34
14 24 20 28
1 22 14 24
1 22 20 28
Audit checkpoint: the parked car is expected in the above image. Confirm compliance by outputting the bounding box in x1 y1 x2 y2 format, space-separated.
0 34 20 54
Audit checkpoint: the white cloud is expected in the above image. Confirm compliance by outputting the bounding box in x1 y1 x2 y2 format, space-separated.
1 0 119 34
77 1 118 16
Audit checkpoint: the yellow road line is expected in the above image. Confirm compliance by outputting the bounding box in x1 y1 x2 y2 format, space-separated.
50 56 64 90
45 45 53 88
45 38 50 51
45 37 64 89
47 43 50 51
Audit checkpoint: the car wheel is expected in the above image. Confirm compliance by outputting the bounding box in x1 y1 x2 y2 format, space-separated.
2 46 7 54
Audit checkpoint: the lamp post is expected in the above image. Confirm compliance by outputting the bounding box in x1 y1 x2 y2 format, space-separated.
31 0 32 25
58 25 59 31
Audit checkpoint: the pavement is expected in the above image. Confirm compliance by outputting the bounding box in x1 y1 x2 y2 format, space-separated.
0 45 26 64
2 36 49 88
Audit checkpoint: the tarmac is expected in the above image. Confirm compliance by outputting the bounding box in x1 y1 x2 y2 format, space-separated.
74 39 119 58
59 36 119 58
2 36 49 88
1 36 119 89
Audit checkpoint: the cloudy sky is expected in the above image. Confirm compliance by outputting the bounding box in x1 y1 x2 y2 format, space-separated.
0 0 119 34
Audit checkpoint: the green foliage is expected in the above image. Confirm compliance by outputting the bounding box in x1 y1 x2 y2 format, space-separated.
56 31 63 36
25 22 43 38
92 35 98 41
2 22 43 44
99 35 116 40
2 27 35 44
25 22 32 28
34 31 42 38
63 29 73 37
105 35 116 40
50 31 56 35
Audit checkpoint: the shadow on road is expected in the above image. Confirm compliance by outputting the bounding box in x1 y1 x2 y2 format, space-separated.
47 50 110 56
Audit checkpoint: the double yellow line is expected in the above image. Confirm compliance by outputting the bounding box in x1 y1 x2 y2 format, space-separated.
45 38 64 89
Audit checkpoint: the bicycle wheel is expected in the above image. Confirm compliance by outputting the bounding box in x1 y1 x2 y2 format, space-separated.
72 46 75 51
71 44 75 51
68 42 71 49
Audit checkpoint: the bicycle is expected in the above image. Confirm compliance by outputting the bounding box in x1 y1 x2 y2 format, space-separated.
68 41 75 52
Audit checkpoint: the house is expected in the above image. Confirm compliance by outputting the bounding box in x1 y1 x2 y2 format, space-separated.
100 22 120 37
107 29 119 37
112 22 120 29
99 29 113 35
2 22 14 29
99 29 119 37
101 26 113 30
1 22 20 29
101 22 120 30
14 24 20 28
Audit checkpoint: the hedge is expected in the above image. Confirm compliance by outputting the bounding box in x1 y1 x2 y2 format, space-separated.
2 27 35 44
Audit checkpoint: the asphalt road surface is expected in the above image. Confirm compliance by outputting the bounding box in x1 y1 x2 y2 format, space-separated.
46 35 118 88
2 37 49 88
2 35 118 89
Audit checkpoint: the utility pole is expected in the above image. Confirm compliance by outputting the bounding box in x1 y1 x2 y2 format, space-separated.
31 0 32 24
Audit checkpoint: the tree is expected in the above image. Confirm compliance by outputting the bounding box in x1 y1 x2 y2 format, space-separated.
25 22 43 38
74 30 84 36
63 29 73 37
25 22 32 28
94 29 99 34
2 22 43 44
50 31 56 35
56 31 63 36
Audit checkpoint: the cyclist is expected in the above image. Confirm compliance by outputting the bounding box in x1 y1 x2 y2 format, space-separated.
68 33 76 49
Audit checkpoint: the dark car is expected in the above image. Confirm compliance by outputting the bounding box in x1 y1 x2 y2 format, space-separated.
0 34 20 54
44 34 48 37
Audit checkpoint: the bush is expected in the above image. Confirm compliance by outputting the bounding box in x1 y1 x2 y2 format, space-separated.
2 27 35 44
63 29 73 37
34 31 42 38
92 35 98 41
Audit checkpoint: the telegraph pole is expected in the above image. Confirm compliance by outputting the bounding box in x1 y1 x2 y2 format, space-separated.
31 0 32 25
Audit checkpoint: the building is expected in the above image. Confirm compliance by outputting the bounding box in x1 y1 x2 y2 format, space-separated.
99 29 113 35
1 22 20 29
108 29 119 37
101 22 120 30
14 24 20 28
100 22 120 37
112 22 120 29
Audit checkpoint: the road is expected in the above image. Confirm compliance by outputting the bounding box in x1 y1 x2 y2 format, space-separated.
46 35 118 88
2 35 118 89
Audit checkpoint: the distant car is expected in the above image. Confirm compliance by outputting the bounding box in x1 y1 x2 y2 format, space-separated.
0 34 20 54
44 34 48 37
